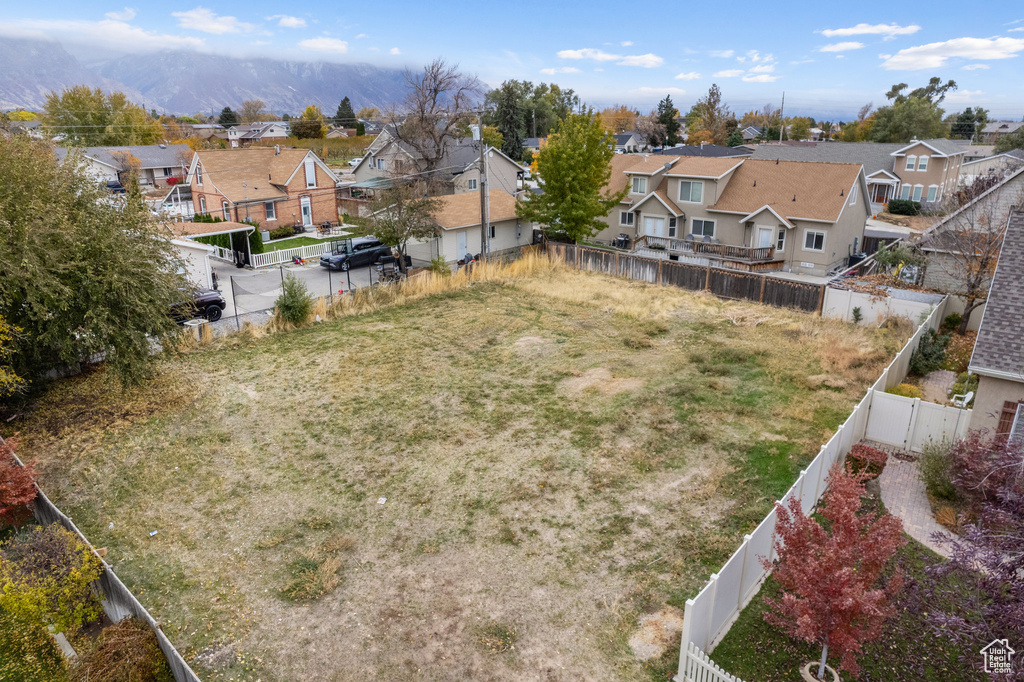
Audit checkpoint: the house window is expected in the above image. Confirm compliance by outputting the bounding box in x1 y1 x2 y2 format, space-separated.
468 178 478 190
197 165 203 186
905 155 917 171
998 401 1024 440
918 155 929 172
912 185 923 202
631 177 647 194
161 167 171 177
222 201 231 220
668 217 677 238
265 202 276 220
849 184 857 205
926 185 938 203
678 180 703 203
803 230 825 251
488 224 496 239
376 158 385 170
620 211 634 226
199 196 206 213
777 228 786 251
691 218 715 237
304 158 316 188
900 185 911 200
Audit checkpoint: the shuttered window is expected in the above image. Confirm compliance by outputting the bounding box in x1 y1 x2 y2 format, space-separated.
997 400 1023 436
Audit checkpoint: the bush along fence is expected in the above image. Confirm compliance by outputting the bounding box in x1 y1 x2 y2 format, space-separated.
2 436 201 682
676 296 951 682
545 243 825 313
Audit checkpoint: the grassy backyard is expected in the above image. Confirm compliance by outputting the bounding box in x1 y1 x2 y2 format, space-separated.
5 264 907 681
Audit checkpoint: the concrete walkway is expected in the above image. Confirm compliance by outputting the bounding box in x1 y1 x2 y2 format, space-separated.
878 455 951 558
920 369 957 404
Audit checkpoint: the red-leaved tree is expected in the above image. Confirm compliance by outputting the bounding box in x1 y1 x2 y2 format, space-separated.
762 466 906 679
0 438 37 526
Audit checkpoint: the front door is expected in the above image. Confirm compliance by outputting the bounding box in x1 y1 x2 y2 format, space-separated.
643 216 665 238
756 226 774 248
300 196 312 225
457 230 468 259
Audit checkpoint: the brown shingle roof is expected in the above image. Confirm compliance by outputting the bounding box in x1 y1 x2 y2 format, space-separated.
625 156 678 175
710 159 862 223
164 220 255 237
432 190 518 229
194 148 319 203
663 156 745 178
604 154 641 198
634 188 684 216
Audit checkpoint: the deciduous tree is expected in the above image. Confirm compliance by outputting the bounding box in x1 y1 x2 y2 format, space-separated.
762 466 906 679
0 317 26 401
688 84 732 145
43 86 163 146
994 126 1024 153
870 77 955 142
0 440 35 525
356 106 379 120
291 105 326 139
515 111 628 243
600 105 636 134
239 98 268 124
368 183 439 274
633 112 666 149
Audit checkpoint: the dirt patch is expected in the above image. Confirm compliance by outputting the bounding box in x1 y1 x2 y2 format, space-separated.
559 367 645 395
628 606 686 661
512 336 553 355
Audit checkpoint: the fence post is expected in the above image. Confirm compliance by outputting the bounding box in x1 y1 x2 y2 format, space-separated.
615 251 620 276
906 398 921 452
816 284 826 315
759 275 766 303
705 262 711 290
736 536 751 610
703 574 719 652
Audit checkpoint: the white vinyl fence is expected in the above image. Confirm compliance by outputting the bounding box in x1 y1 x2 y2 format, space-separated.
251 242 329 268
677 296 951 681
822 286 945 326
865 391 972 452
210 245 239 263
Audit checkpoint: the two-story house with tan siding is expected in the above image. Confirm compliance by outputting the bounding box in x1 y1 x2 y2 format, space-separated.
186 147 340 228
594 155 870 277
890 138 966 207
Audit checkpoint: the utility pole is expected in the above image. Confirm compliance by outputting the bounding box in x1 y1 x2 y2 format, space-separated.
778 92 785 144
477 110 489 262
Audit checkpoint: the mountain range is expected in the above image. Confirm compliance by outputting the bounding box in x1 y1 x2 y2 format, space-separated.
0 36 409 116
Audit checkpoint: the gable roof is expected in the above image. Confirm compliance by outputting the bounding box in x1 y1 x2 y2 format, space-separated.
918 164 1024 251
962 148 1024 167
890 138 965 157
663 156 745 179
982 120 1024 135
624 155 678 175
969 211 1024 379
191 148 336 203
738 204 794 228
653 143 753 158
632 189 684 216
431 189 517 229
604 154 641 199
709 158 863 223
55 144 192 170
751 142 903 176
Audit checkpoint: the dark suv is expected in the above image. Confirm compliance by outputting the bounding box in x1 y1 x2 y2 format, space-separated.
171 289 227 323
319 236 393 271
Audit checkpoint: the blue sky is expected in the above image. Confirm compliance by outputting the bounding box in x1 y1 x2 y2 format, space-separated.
4 0 1024 119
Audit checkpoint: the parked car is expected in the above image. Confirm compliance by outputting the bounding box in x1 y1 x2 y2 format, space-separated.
171 289 226 323
347 157 362 168
106 180 126 194
319 236 392 271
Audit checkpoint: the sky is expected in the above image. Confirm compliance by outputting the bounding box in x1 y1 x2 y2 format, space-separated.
3 0 1024 120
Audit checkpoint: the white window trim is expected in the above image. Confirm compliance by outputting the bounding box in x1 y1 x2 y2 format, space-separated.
926 185 939 203
619 211 634 227
912 185 923 202
222 201 231 221
802 229 826 252
196 166 203 186
265 201 276 221
905 155 917 172
918 155 929 172
1011 404 1024 445
304 158 317 189
376 158 385 171
849 184 857 205
900 185 911 200
631 177 647 194
467 178 478 190
678 180 704 204
199 196 206 213
691 218 716 238
777 228 786 251
668 217 677 238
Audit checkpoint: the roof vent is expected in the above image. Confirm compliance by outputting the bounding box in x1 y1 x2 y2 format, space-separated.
753 180 756 187
664 162 672 172
776 158 779 165
792 194 797 202
840 189 844 196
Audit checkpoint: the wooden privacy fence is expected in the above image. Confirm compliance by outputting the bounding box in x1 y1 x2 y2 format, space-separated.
2 437 201 682
546 243 824 313
676 297 950 681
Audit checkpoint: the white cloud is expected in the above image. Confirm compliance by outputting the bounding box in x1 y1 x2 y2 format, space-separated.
945 89 985 103
789 58 814 65
713 69 744 77
267 15 306 28
540 66 581 74
629 87 687 96
172 7 256 34
821 23 920 38
820 41 865 52
1009 27 1024 33
298 37 349 54
617 53 663 67
354 33 368 39
621 40 633 46
750 63 775 73
104 7 136 21
709 49 734 58
743 73 779 82
557 47 619 61
882 36 1024 69
962 63 990 70
0 18 204 52
674 71 701 80
389 47 401 55
746 50 771 63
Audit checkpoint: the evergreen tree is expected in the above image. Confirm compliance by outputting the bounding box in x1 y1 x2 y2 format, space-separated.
656 95 681 146
218 107 240 127
334 97 357 128
493 81 526 162
727 130 744 147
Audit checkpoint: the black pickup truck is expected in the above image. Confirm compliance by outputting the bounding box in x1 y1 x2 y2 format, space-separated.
171 289 226 323
319 236 393 271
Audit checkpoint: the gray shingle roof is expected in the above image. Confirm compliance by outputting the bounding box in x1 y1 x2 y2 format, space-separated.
970 210 1024 378
750 142 903 176
982 120 1024 135
894 138 965 156
654 144 752 158
55 144 191 169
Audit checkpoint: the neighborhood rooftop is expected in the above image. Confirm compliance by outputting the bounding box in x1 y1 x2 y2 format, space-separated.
53 144 192 169
430 189 518 229
969 210 1024 377
190 147 322 203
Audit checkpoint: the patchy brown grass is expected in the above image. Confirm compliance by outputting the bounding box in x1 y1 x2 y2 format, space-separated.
3 263 907 682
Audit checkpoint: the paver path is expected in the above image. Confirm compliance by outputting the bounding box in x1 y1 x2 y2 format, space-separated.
920 369 957 404
878 456 951 558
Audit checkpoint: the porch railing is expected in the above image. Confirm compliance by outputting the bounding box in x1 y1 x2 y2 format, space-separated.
635 235 776 262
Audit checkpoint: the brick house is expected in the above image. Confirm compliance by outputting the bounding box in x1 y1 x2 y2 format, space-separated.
186 147 340 228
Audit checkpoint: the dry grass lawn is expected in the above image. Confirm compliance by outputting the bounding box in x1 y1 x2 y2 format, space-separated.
5 261 908 681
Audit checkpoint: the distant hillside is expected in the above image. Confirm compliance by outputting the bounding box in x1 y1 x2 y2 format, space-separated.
0 37 409 115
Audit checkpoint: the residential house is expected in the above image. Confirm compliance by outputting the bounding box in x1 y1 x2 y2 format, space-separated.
405 189 533 264
186 147 340 227
653 144 753 158
8 120 43 139
191 124 227 141
960 149 1024 184
594 154 870 276
170 238 217 290
219 122 289 148
740 126 763 143
54 144 192 188
612 132 644 153
954 143 996 164
523 138 545 155
980 120 1024 145
326 127 357 139
967 210 1024 436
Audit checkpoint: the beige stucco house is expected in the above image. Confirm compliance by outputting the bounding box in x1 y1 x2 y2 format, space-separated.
890 139 966 207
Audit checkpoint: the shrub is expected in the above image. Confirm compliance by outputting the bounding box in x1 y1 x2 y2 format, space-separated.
0 524 103 635
275 274 313 325
948 371 978 404
0 610 69 682
0 440 37 526
269 224 295 240
939 331 975 374
887 198 921 216
886 383 923 399
427 256 451 277
851 306 863 324
846 443 888 479
919 440 957 501
942 313 962 332
72 617 172 682
908 329 949 376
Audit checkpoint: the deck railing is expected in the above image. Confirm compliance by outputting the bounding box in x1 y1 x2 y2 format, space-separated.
635 235 776 262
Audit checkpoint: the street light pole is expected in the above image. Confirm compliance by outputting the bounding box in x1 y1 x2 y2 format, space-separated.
477 110 489 262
